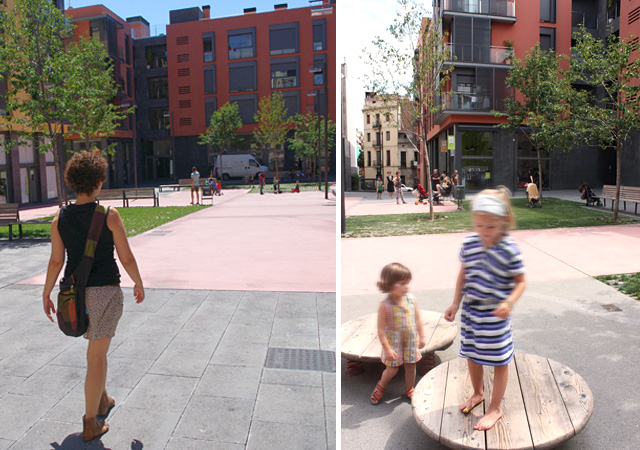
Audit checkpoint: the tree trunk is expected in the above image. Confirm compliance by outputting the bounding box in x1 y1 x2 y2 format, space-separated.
613 140 621 221
421 118 434 220
52 142 63 208
536 146 543 203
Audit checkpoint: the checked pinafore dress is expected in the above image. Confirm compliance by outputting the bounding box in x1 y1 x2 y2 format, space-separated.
459 234 525 366
380 294 422 367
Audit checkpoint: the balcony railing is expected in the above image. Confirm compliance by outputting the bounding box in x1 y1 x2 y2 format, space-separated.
444 43 513 64
434 91 507 119
571 11 597 29
443 0 515 17
372 120 382 128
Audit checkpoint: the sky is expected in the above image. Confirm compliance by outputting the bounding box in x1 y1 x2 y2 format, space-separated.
66 0 314 36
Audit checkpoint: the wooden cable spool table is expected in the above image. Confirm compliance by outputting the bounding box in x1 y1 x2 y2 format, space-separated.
341 310 459 376
412 353 594 450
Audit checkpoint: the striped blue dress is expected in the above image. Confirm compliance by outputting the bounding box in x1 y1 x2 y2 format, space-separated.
459 234 525 366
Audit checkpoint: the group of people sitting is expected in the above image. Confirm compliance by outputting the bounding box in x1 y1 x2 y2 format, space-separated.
413 169 459 205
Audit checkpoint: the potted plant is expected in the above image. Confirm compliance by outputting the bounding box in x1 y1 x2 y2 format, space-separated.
503 40 514 63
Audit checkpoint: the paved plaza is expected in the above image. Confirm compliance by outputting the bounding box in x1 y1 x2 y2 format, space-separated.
0 189 336 450
341 190 640 450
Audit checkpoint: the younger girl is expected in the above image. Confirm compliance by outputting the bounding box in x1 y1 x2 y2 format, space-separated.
376 176 384 200
370 263 427 405
445 187 526 431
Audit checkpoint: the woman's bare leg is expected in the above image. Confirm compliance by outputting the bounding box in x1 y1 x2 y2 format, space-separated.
85 337 112 419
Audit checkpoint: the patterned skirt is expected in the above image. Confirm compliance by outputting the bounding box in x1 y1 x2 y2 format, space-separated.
84 285 124 341
459 300 513 366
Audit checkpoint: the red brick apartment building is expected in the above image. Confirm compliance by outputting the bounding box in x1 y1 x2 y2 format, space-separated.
420 0 640 192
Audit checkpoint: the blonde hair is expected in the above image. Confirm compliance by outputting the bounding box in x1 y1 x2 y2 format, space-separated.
377 262 412 293
472 186 516 230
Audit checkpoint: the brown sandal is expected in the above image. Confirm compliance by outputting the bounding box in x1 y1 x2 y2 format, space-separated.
370 382 386 405
97 391 115 417
82 415 109 441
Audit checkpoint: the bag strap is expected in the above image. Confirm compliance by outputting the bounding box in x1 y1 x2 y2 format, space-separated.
72 205 109 288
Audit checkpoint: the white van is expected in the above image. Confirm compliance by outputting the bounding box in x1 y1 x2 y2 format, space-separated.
213 154 269 180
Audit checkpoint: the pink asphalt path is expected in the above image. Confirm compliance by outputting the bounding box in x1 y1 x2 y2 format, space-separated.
342 224 640 296
345 194 459 216
21 189 337 292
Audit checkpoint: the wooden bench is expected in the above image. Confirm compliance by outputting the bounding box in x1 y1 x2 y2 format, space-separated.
123 188 159 207
159 178 196 192
413 353 594 450
341 310 458 376
0 203 53 240
96 189 126 207
601 185 640 214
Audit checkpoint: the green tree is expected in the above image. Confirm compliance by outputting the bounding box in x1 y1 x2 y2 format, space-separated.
253 92 290 181
496 44 577 201
61 36 135 155
363 0 453 220
288 111 336 182
0 0 74 206
570 28 640 221
198 101 242 178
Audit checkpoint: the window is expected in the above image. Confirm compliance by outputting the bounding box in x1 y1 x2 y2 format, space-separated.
367 151 371 166
229 61 256 92
540 27 556 51
146 47 167 69
386 150 390 166
281 90 300 117
149 108 170 131
228 28 256 60
270 23 298 55
453 16 491 63
230 94 257 124
125 35 131 64
203 32 215 62
312 19 326 51
204 66 217 94
271 57 298 89
367 133 370 142
148 77 168 100
401 151 407 167
205 97 217 127
366 115 370 124
540 0 556 23
313 54 326 86
386 131 390 141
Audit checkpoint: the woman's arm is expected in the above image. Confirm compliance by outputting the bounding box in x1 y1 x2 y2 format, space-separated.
42 211 64 322
107 207 145 303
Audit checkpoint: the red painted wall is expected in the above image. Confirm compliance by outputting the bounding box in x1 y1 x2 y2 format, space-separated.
166 5 336 137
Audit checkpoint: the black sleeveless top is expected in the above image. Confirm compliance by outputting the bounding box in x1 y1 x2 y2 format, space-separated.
58 202 121 287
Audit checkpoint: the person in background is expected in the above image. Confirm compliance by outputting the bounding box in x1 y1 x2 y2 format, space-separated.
190 166 200 205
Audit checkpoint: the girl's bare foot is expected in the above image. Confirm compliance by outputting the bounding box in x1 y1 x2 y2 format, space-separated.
460 393 484 414
474 407 503 430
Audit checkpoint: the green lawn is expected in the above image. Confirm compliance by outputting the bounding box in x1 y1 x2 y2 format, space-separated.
344 198 639 238
596 273 640 300
0 205 210 240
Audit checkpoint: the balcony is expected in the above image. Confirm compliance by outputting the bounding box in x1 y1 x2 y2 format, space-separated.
571 11 597 31
442 0 516 21
443 43 513 65
434 92 506 124
372 120 382 129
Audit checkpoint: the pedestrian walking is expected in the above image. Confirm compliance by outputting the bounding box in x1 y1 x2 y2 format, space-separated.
386 171 394 199
190 166 200 205
444 186 526 431
258 172 265 195
42 149 145 441
394 171 407 204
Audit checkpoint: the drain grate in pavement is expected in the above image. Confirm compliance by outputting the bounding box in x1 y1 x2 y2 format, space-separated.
265 348 335 373
602 304 622 312
147 230 172 236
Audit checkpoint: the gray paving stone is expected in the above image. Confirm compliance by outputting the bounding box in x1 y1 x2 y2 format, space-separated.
0 394 57 440
269 333 319 349
319 327 336 352
323 372 336 407
238 290 278 306
0 351 52 378
124 373 197 412
272 317 319 336
261 368 323 387
0 438 12 450
316 293 336 316
210 340 268 367
195 364 262 399
49 341 87 368
173 395 254 444
231 309 275 327
165 436 245 450
222 322 272 345
121 288 176 314
253 384 325 426
106 357 155 389
247 420 326 450
10 364 83 401
108 331 173 361
97 405 181 450
43 383 130 425
6 419 84 450
318 312 335 329
148 331 216 378
0 375 25 398
133 313 191 337
325 405 336 450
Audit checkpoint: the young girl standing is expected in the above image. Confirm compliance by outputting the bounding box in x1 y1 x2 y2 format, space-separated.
370 263 427 405
445 187 526 431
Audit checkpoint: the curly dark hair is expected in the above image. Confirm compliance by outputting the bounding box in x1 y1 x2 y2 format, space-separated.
64 149 107 195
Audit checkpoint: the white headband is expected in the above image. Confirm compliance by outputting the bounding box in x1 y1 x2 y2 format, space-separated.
473 194 507 216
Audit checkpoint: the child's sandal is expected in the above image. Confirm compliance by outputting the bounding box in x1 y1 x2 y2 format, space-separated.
370 382 386 405
405 387 415 399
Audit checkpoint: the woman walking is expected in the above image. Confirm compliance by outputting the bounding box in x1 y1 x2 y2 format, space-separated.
42 150 145 441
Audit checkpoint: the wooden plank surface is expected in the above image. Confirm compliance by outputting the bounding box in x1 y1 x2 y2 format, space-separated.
439 357 485 449
340 314 378 360
425 315 459 353
412 359 450 442
515 353 574 449
548 358 594 435
340 314 369 347
483 360 534 450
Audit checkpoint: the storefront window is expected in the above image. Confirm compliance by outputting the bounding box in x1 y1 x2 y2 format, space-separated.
462 131 492 156
462 159 493 191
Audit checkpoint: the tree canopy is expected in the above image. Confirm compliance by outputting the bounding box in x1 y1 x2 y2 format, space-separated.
253 92 291 179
